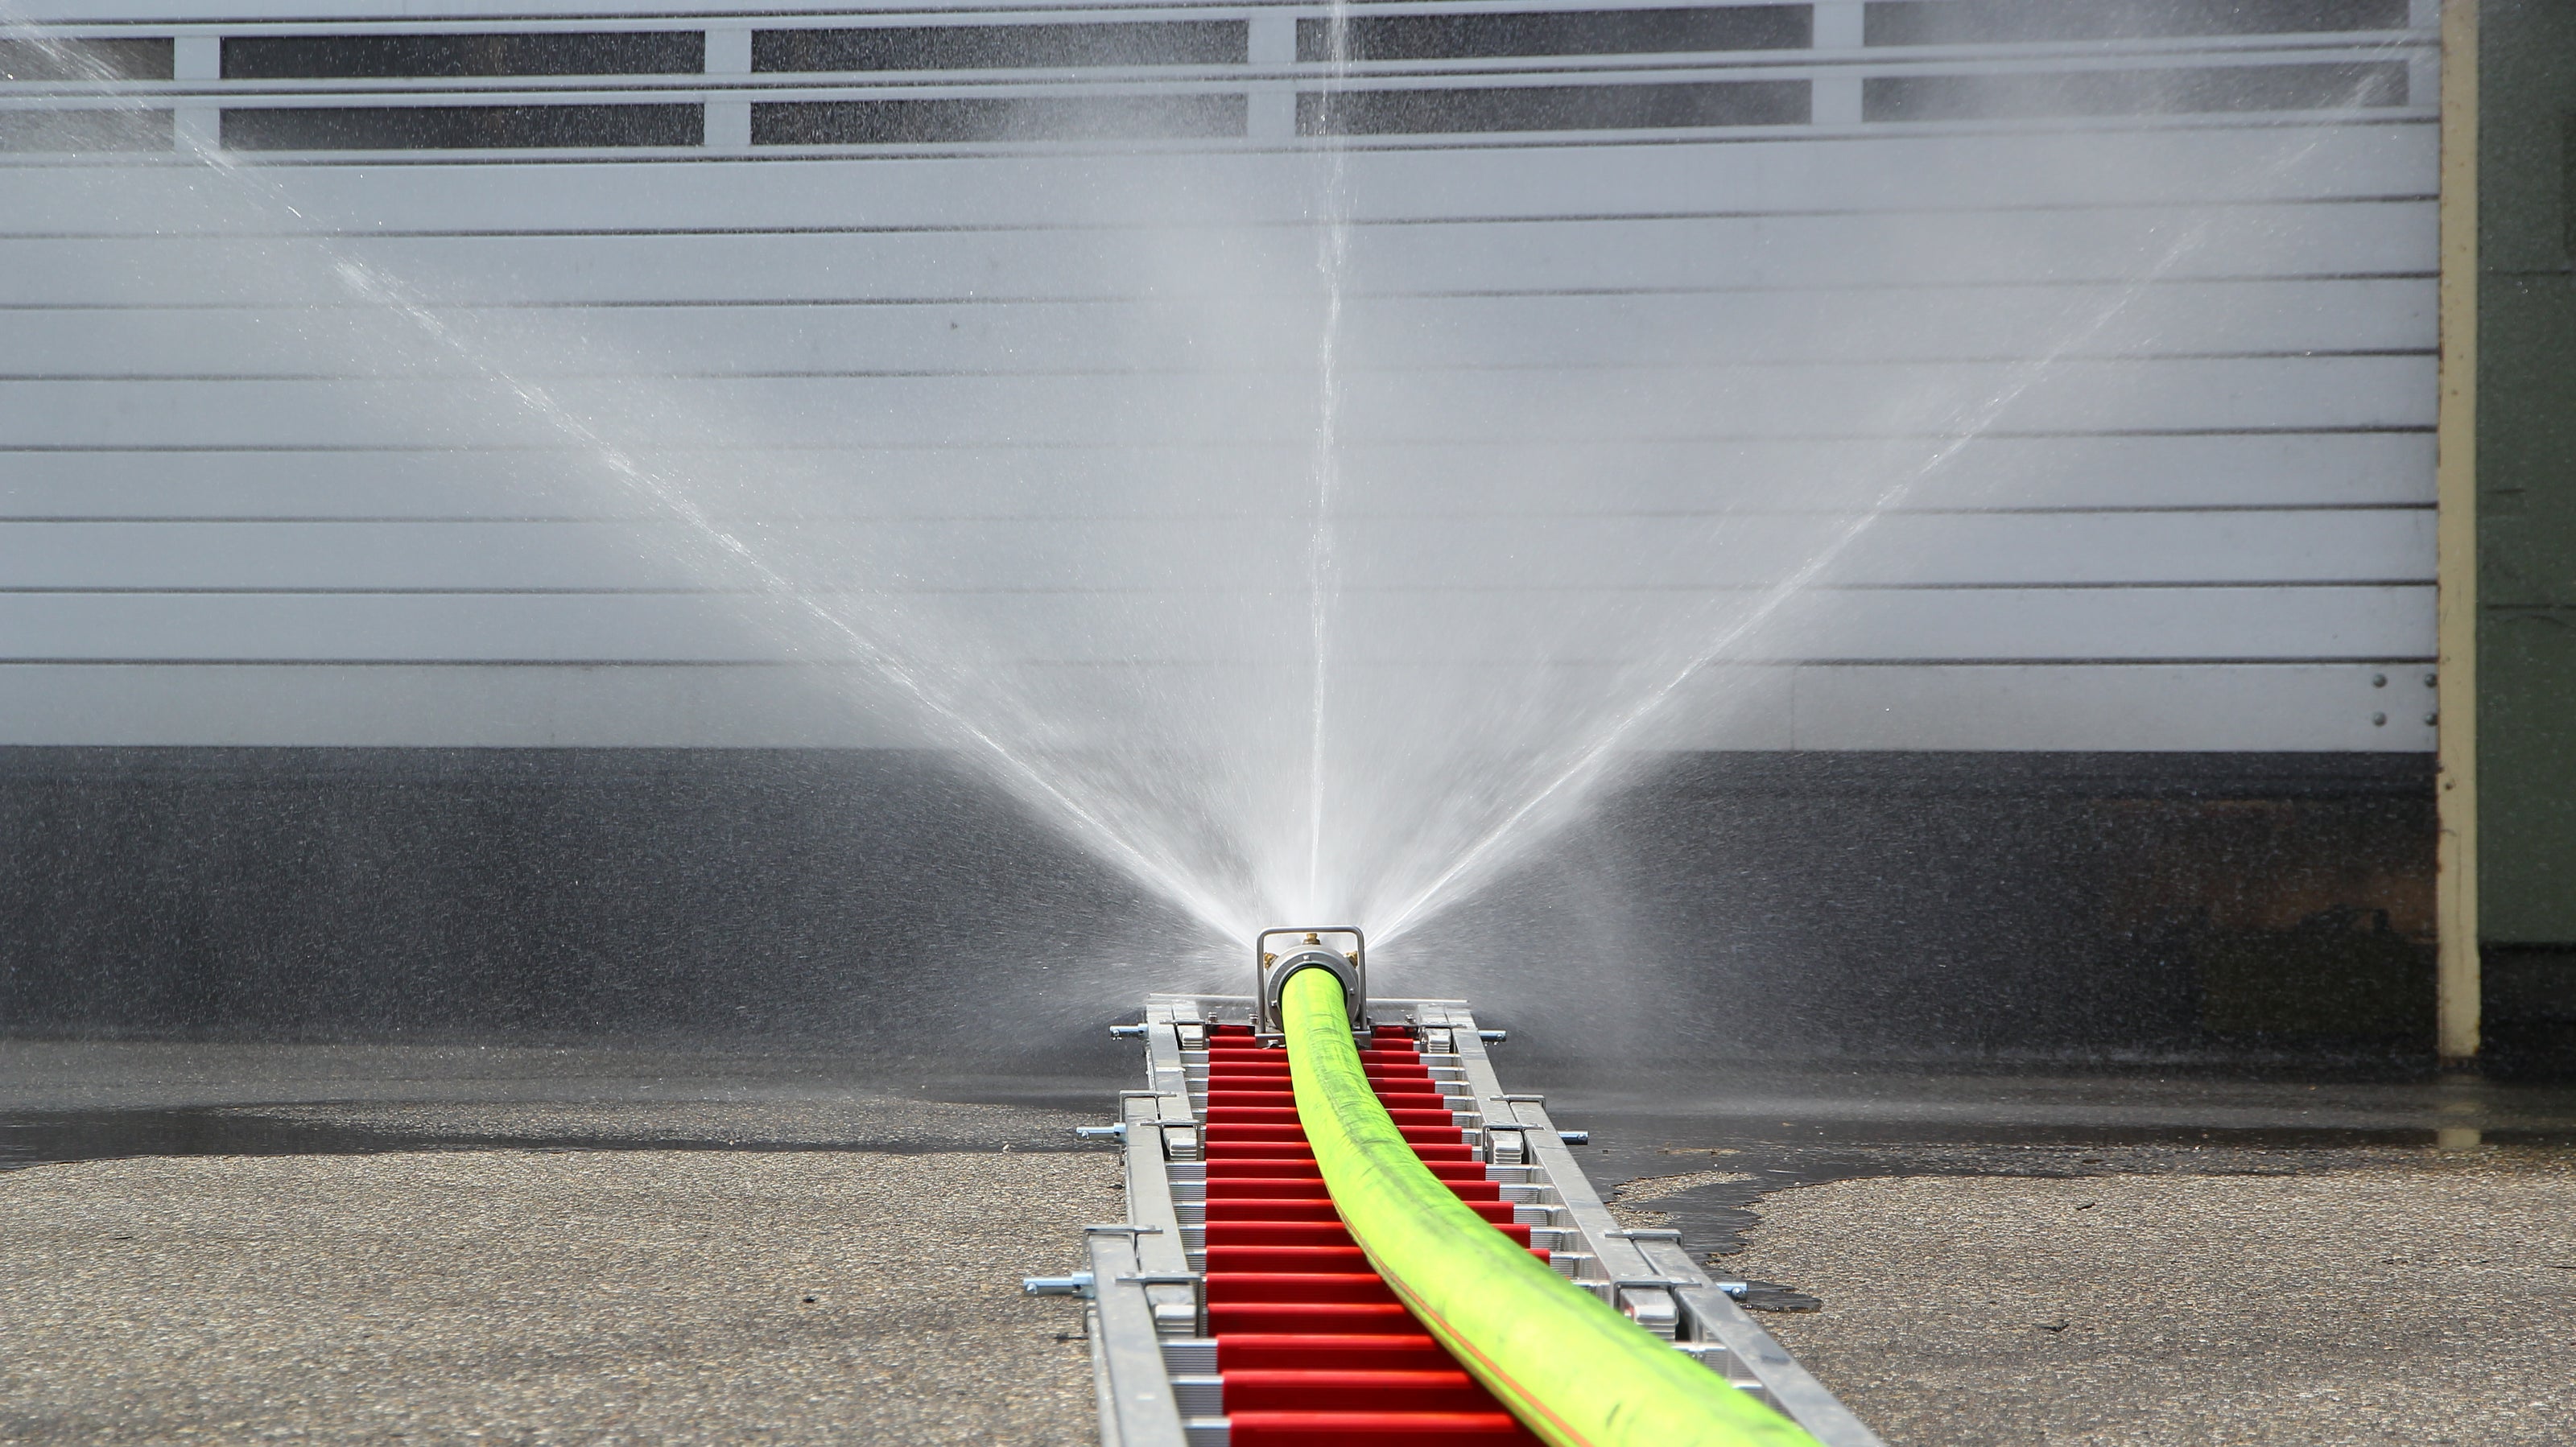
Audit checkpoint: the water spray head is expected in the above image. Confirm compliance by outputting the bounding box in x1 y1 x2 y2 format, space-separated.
1253 926 1367 1037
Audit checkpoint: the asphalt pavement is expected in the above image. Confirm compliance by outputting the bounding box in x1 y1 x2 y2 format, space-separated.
1719 1156 2576 1446
5 1041 2573 1445
0 1147 1113 1445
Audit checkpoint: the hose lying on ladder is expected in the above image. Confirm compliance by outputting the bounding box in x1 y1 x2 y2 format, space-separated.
1278 964 1821 1447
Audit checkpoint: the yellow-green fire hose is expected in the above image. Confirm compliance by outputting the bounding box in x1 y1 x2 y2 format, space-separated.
1280 965 1821 1447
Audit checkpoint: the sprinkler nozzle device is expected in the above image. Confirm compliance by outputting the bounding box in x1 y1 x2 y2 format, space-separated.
1253 926 1366 1037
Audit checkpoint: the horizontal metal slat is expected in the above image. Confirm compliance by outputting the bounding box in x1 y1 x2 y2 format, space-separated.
0 432 2437 517
0 125 2434 229
0 584 2432 663
0 658 2434 752
1781 661 2434 752
0 202 2433 306
0 276 2434 377
0 510 2432 591
0 358 2432 452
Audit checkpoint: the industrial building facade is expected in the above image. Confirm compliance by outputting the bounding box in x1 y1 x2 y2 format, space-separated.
2 0 2439 749
7 1 2555 1066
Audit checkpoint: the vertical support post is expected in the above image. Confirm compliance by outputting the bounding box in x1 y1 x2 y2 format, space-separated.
171 33 219 153
2434 0 2480 1064
2408 0 2442 110
1246 11 1297 142
1810 2 1864 128
704 29 752 152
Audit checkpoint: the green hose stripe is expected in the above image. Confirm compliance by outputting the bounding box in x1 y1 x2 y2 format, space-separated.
1280 966 1820 1447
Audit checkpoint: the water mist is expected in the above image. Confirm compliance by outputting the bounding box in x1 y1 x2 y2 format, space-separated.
0 10 2433 1047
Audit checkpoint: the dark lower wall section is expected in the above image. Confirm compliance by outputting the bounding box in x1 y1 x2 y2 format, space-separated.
1415 752 2467 1073
0 748 1198 1066
0 746 2529 1072
2482 947 2576 1070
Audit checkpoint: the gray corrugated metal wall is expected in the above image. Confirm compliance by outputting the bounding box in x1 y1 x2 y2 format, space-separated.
0 0 2442 750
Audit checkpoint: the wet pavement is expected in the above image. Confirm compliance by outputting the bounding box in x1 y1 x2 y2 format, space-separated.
2 1041 2571 1445
1547 1066 2576 1292
0 1041 1124 1446
1725 1160 2576 1445
0 1149 1117 1445
1549 1069 2576 1446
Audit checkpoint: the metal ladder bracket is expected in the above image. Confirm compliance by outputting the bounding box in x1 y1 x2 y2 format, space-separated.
1064 991 1882 1447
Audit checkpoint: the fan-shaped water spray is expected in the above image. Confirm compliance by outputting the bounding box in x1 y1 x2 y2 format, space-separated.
0 9 2425 1020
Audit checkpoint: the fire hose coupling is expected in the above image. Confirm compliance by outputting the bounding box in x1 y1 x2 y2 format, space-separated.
1254 926 1367 1037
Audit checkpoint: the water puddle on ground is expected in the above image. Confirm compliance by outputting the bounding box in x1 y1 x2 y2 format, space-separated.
1575 1114 2576 1310
0 1105 1102 1173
